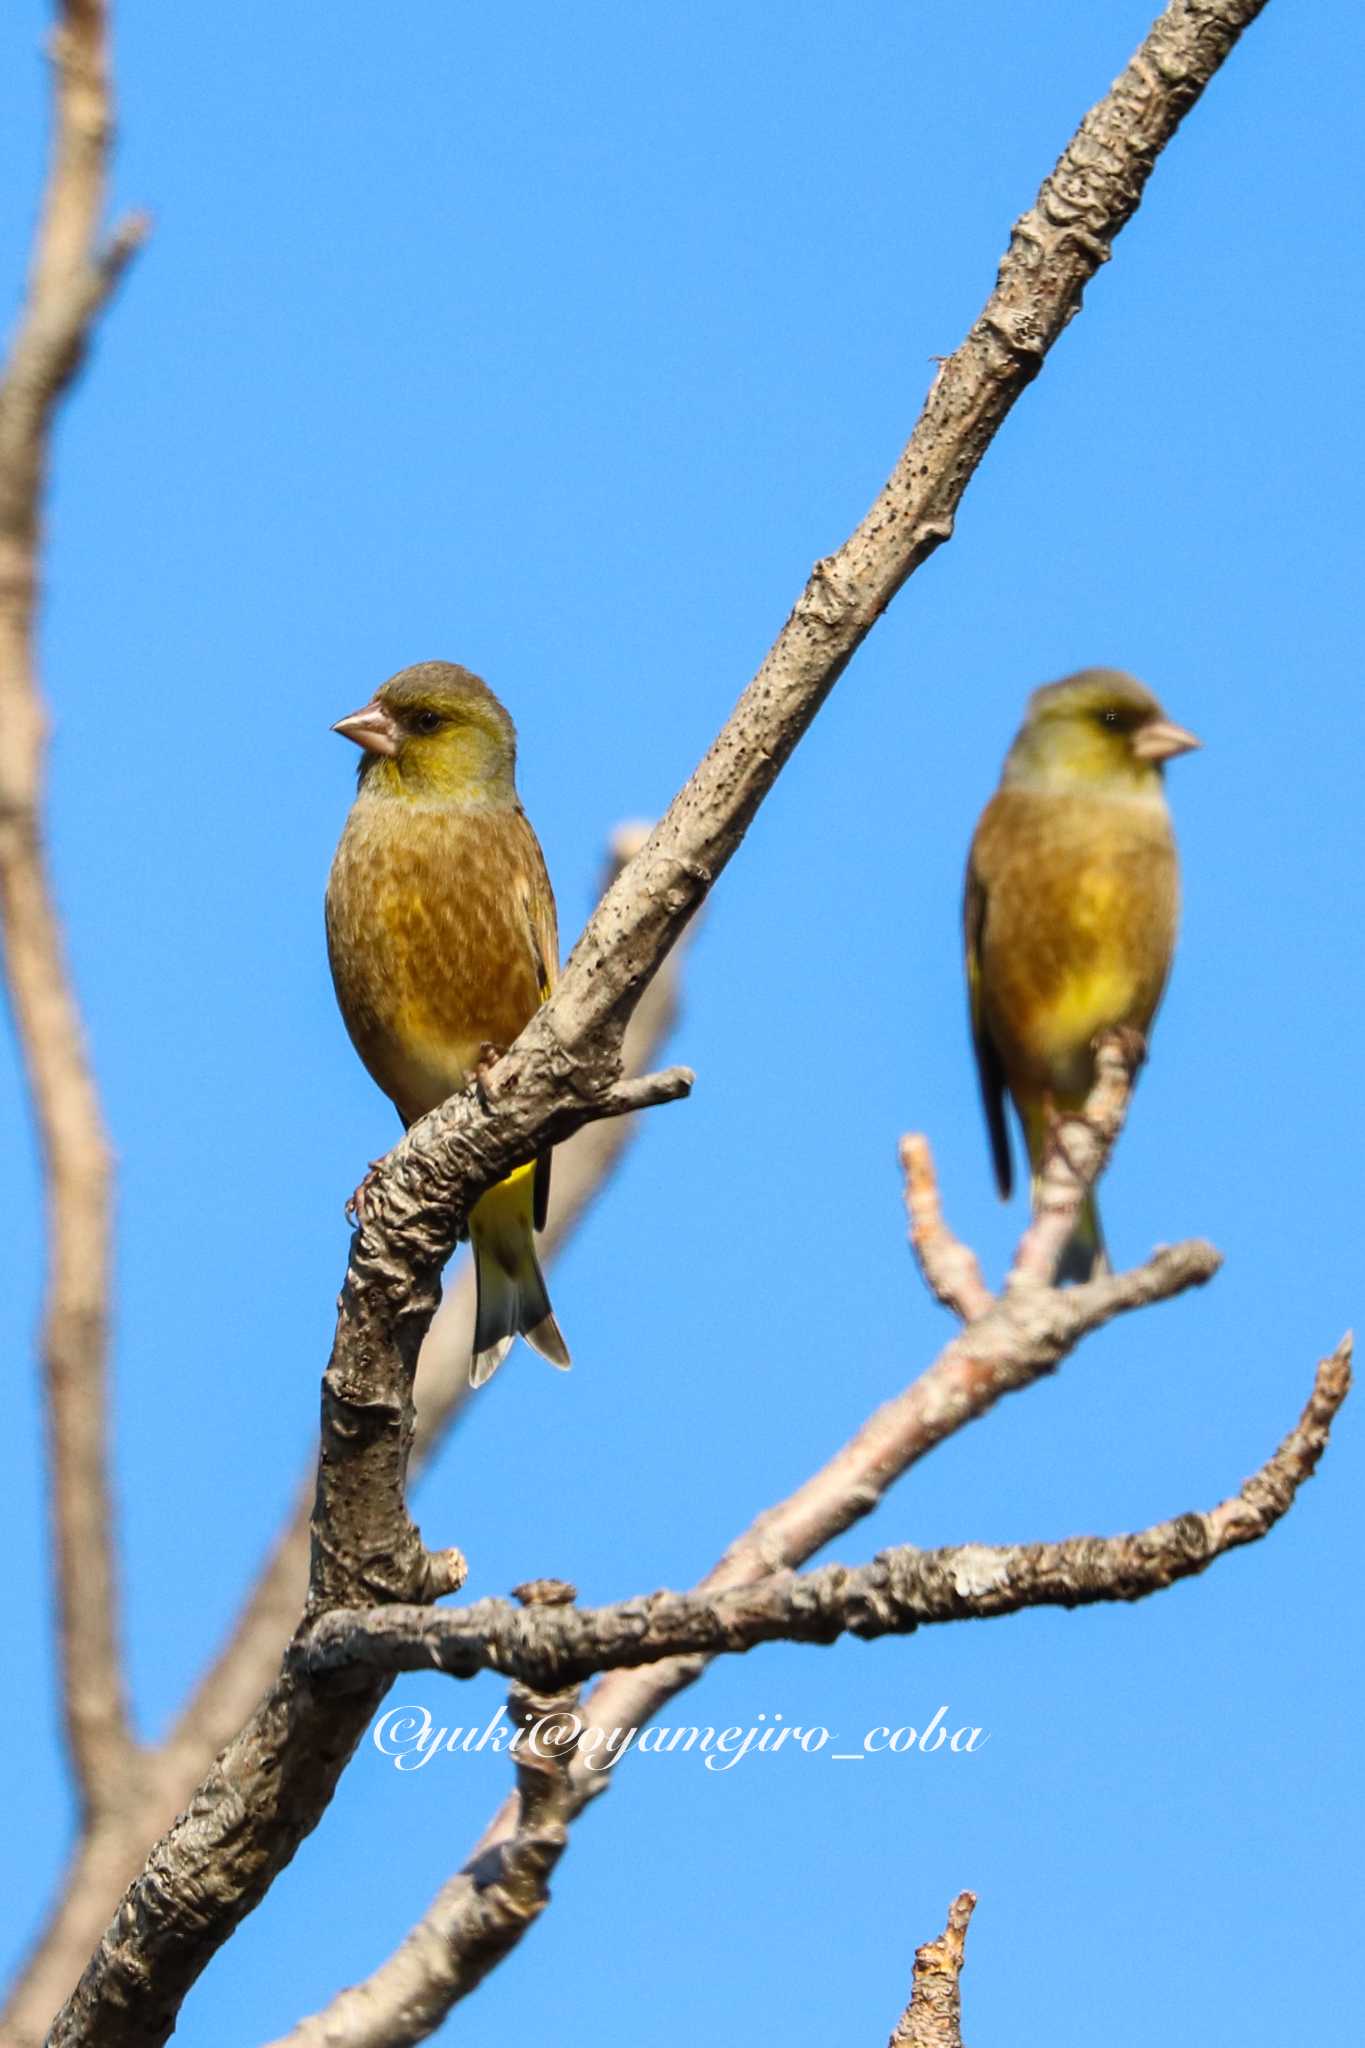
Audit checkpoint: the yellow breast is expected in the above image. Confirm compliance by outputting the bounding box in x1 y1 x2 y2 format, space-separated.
970 786 1179 1102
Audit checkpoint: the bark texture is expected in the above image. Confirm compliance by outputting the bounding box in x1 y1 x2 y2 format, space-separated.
889 1894 976 2048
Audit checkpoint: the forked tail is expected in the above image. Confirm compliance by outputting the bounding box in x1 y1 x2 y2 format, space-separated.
469 1164 571 1387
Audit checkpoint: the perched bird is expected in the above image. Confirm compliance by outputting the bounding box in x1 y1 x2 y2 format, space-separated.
964 669 1199 1280
326 660 570 1386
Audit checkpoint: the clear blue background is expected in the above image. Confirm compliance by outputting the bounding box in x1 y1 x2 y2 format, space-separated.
2 3 1360 2041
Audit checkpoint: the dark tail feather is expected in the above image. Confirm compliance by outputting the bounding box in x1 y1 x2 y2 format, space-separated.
1054 1190 1109 1286
469 1172 572 1386
524 1307 571 1369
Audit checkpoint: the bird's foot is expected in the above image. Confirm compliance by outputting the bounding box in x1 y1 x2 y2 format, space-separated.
474 1042 508 1111
1041 1093 1089 1179
1101 1024 1149 1073
345 1158 386 1226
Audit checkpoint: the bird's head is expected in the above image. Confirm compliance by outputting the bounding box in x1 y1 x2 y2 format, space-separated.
1002 669 1200 797
332 661 518 804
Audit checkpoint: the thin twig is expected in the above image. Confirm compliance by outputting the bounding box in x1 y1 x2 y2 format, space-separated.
902 1024 1141 1318
0 0 145 1825
900 1136 993 1322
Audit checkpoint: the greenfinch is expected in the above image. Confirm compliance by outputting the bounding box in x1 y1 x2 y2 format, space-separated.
964 669 1199 1280
326 661 570 1386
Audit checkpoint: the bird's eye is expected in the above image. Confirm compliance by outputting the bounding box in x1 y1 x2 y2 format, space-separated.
413 710 442 734
1098 708 1121 730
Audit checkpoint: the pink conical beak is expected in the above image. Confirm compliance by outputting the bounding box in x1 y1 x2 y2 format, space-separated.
1133 717 1200 763
331 699 399 757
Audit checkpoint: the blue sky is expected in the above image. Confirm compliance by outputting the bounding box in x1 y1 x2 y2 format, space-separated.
2 2 1361 2041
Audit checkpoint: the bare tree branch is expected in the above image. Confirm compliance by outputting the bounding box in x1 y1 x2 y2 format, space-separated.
0 0 145 1824
889 1893 976 2048
902 1028 1146 1312
39 1 1287 2041
558 1255 1221 1795
4 825 691 2045
33 851 695 2048
1010 1031 1146 1285
900 1136 993 1322
275 1343 1348 2048
262 1582 585 2048
53 1030 1208 2046
527 1037 1202 1836
272 1034 1233 2048
301 1338 1352 1685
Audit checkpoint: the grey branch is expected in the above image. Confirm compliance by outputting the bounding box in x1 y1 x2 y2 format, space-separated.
300 1339 1352 1687
889 1894 976 2048
0 0 145 1830
36 2 1289 2045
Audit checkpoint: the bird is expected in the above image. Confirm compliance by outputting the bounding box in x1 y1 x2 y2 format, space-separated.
963 668 1199 1281
325 660 570 1386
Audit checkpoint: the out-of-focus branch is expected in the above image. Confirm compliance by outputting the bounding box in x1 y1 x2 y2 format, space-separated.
303 1339 1352 1684
0 0 145 1824
906 1029 1146 1312
900 1135 992 1322
889 1894 976 2048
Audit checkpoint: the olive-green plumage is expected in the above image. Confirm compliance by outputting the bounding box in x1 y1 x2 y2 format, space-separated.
964 669 1199 1280
326 661 569 1385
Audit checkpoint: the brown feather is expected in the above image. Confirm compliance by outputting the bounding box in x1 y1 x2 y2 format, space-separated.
326 659 570 1381
966 786 1178 1119
326 796 558 1126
